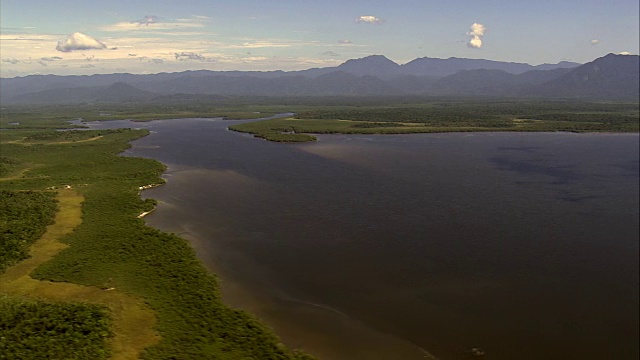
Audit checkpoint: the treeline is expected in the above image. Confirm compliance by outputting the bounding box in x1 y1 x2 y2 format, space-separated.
24 128 134 142
520 112 640 123
296 107 497 123
293 101 639 132
0 294 111 359
0 190 57 273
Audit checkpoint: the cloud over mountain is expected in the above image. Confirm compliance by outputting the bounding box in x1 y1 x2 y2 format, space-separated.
467 23 486 48
56 32 107 52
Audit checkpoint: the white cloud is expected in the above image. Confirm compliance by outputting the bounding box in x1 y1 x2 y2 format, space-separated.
468 37 482 48
56 32 107 52
467 23 486 49
321 51 340 56
618 51 631 55
338 39 352 44
355 16 384 24
590 39 599 45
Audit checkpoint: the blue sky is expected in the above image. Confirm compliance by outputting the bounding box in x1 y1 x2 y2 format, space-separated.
1 0 638 77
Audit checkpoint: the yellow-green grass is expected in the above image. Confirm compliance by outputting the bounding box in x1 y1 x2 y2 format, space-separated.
0 189 160 360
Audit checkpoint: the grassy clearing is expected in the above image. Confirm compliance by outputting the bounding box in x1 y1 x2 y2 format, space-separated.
0 190 57 273
0 189 159 360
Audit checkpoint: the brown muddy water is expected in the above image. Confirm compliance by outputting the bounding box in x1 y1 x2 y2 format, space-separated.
87 118 639 360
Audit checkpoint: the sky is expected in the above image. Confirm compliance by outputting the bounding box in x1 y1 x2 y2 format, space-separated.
1 0 638 77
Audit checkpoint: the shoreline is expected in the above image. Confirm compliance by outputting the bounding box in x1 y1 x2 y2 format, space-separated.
1 124 314 359
121 119 638 360
137 208 155 218
137 169 435 360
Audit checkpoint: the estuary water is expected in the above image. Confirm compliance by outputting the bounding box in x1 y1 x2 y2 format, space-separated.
87 118 639 360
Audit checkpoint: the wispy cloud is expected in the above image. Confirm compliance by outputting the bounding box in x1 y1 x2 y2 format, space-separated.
467 23 486 49
355 16 384 24
175 51 215 62
134 15 159 26
56 32 107 52
338 39 352 44
0 30 355 76
139 56 165 64
41 56 63 61
1 34 59 42
2 58 21 64
227 41 292 49
102 16 208 32
590 39 599 45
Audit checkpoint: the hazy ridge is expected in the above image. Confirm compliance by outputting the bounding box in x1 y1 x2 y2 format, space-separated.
1 54 638 104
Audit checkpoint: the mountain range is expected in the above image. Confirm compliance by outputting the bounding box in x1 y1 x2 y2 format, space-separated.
1 53 638 104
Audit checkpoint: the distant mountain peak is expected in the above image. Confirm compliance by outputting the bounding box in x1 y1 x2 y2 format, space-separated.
341 54 398 64
533 53 639 99
335 54 400 79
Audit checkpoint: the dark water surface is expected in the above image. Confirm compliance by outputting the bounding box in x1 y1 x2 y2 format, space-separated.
88 118 639 360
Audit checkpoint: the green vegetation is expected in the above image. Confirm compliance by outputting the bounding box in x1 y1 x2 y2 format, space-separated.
22 129 129 143
0 156 28 181
229 99 639 141
0 294 111 360
0 189 158 360
0 97 636 358
0 190 57 273
0 113 315 359
0 102 287 129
